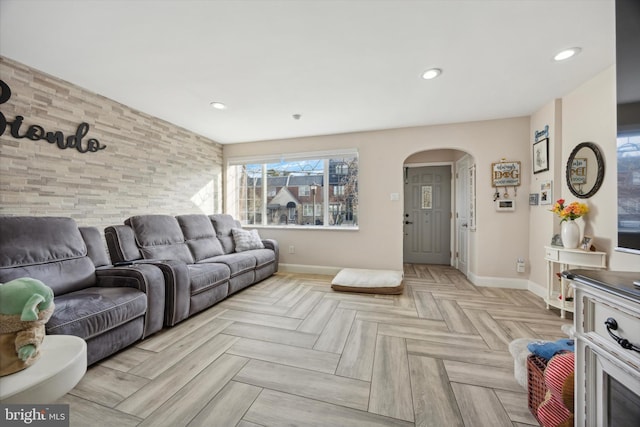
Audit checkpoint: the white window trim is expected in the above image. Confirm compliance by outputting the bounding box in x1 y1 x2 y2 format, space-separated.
227 148 358 166
229 149 358 229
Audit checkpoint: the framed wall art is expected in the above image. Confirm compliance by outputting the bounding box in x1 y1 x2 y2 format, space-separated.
533 138 549 174
529 193 539 205
491 161 521 187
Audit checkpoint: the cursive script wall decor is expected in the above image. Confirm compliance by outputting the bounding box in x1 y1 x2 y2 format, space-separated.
0 79 106 153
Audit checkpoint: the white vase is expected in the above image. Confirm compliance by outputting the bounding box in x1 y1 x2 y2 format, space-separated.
561 220 580 249
575 217 585 242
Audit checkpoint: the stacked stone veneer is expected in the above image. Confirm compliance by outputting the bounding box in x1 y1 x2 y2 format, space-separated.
0 56 222 231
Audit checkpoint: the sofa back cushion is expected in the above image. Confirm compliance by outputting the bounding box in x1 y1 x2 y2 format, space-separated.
210 214 241 254
126 215 194 263
176 214 224 261
0 216 96 295
79 227 111 268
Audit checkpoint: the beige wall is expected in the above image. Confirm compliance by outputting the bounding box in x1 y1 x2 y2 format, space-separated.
404 149 467 164
0 57 223 231
224 117 532 279
561 66 637 271
526 66 638 295
528 99 562 288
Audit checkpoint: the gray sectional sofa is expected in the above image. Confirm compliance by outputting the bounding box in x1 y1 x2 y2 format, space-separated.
105 214 279 326
0 216 166 365
0 213 278 366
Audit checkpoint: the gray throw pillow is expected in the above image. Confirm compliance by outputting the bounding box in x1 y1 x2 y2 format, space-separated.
231 228 264 252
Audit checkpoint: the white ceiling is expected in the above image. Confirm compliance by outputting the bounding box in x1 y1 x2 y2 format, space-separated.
0 0 615 144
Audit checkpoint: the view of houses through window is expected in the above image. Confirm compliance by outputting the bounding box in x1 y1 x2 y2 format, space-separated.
231 153 358 227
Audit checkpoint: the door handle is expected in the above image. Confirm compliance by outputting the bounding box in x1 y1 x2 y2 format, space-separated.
461 223 468 228
404 221 413 225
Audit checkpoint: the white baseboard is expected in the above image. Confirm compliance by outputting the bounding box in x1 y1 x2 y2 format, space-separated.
468 272 547 299
527 281 547 299
467 271 530 290
279 263 340 276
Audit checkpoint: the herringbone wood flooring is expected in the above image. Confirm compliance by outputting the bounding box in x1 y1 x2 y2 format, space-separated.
60 265 570 426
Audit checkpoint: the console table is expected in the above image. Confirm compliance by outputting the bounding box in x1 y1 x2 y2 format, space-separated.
544 246 606 318
0 335 87 404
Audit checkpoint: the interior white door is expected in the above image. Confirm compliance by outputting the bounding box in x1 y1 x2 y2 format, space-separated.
403 165 452 265
455 156 470 276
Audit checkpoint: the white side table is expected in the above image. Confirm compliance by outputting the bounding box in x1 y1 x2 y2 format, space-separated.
0 335 87 404
544 245 607 318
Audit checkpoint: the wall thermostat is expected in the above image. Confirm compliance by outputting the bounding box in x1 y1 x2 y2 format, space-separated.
496 199 515 211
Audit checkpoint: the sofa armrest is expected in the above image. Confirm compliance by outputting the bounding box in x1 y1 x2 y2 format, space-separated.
95 264 166 337
117 259 192 327
262 239 279 272
105 225 142 264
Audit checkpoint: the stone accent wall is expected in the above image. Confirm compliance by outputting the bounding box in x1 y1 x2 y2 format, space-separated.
0 56 222 231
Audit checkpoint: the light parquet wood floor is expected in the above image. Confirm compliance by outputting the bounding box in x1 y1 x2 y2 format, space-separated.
60 265 571 426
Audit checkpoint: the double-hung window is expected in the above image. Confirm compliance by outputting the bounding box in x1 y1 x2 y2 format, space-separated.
228 149 358 228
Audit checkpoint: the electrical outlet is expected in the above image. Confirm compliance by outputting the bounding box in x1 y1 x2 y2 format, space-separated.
516 258 525 273
288 245 295 254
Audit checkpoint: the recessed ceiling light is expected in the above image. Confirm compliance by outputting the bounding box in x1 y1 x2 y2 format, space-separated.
421 68 442 80
210 101 227 110
554 48 581 61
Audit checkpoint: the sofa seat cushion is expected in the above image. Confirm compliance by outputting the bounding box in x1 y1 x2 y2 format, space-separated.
187 263 230 295
244 248 276 268
47 287 147 340
200 253 256 277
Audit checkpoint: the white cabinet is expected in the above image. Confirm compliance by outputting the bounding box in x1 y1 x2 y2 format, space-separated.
566 270 640 426
544 246 606 318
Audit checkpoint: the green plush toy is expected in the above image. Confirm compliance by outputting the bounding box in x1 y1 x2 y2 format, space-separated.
0 278 55 376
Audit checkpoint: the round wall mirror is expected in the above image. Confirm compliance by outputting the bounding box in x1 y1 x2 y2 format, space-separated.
566 142 605 198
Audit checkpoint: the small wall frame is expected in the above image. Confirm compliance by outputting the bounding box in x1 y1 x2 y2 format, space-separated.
581 236 594 251
529 193 539 205
539 180 552 205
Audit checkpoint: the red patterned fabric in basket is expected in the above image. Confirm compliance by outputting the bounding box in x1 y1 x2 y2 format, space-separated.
537 352 575 427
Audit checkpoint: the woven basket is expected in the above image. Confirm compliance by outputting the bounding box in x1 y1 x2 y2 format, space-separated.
527 354 548 422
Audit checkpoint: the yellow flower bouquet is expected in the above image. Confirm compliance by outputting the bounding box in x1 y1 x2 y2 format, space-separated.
550 199 589 222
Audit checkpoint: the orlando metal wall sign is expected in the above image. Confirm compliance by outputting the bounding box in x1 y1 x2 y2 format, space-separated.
0 79 106 153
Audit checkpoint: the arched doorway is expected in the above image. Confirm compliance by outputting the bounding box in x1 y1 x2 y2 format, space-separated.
403 149 474 277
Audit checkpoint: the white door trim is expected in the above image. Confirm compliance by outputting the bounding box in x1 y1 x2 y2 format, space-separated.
455 155 471 276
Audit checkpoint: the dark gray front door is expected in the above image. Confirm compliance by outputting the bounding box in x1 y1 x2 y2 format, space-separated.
403 165 452 264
